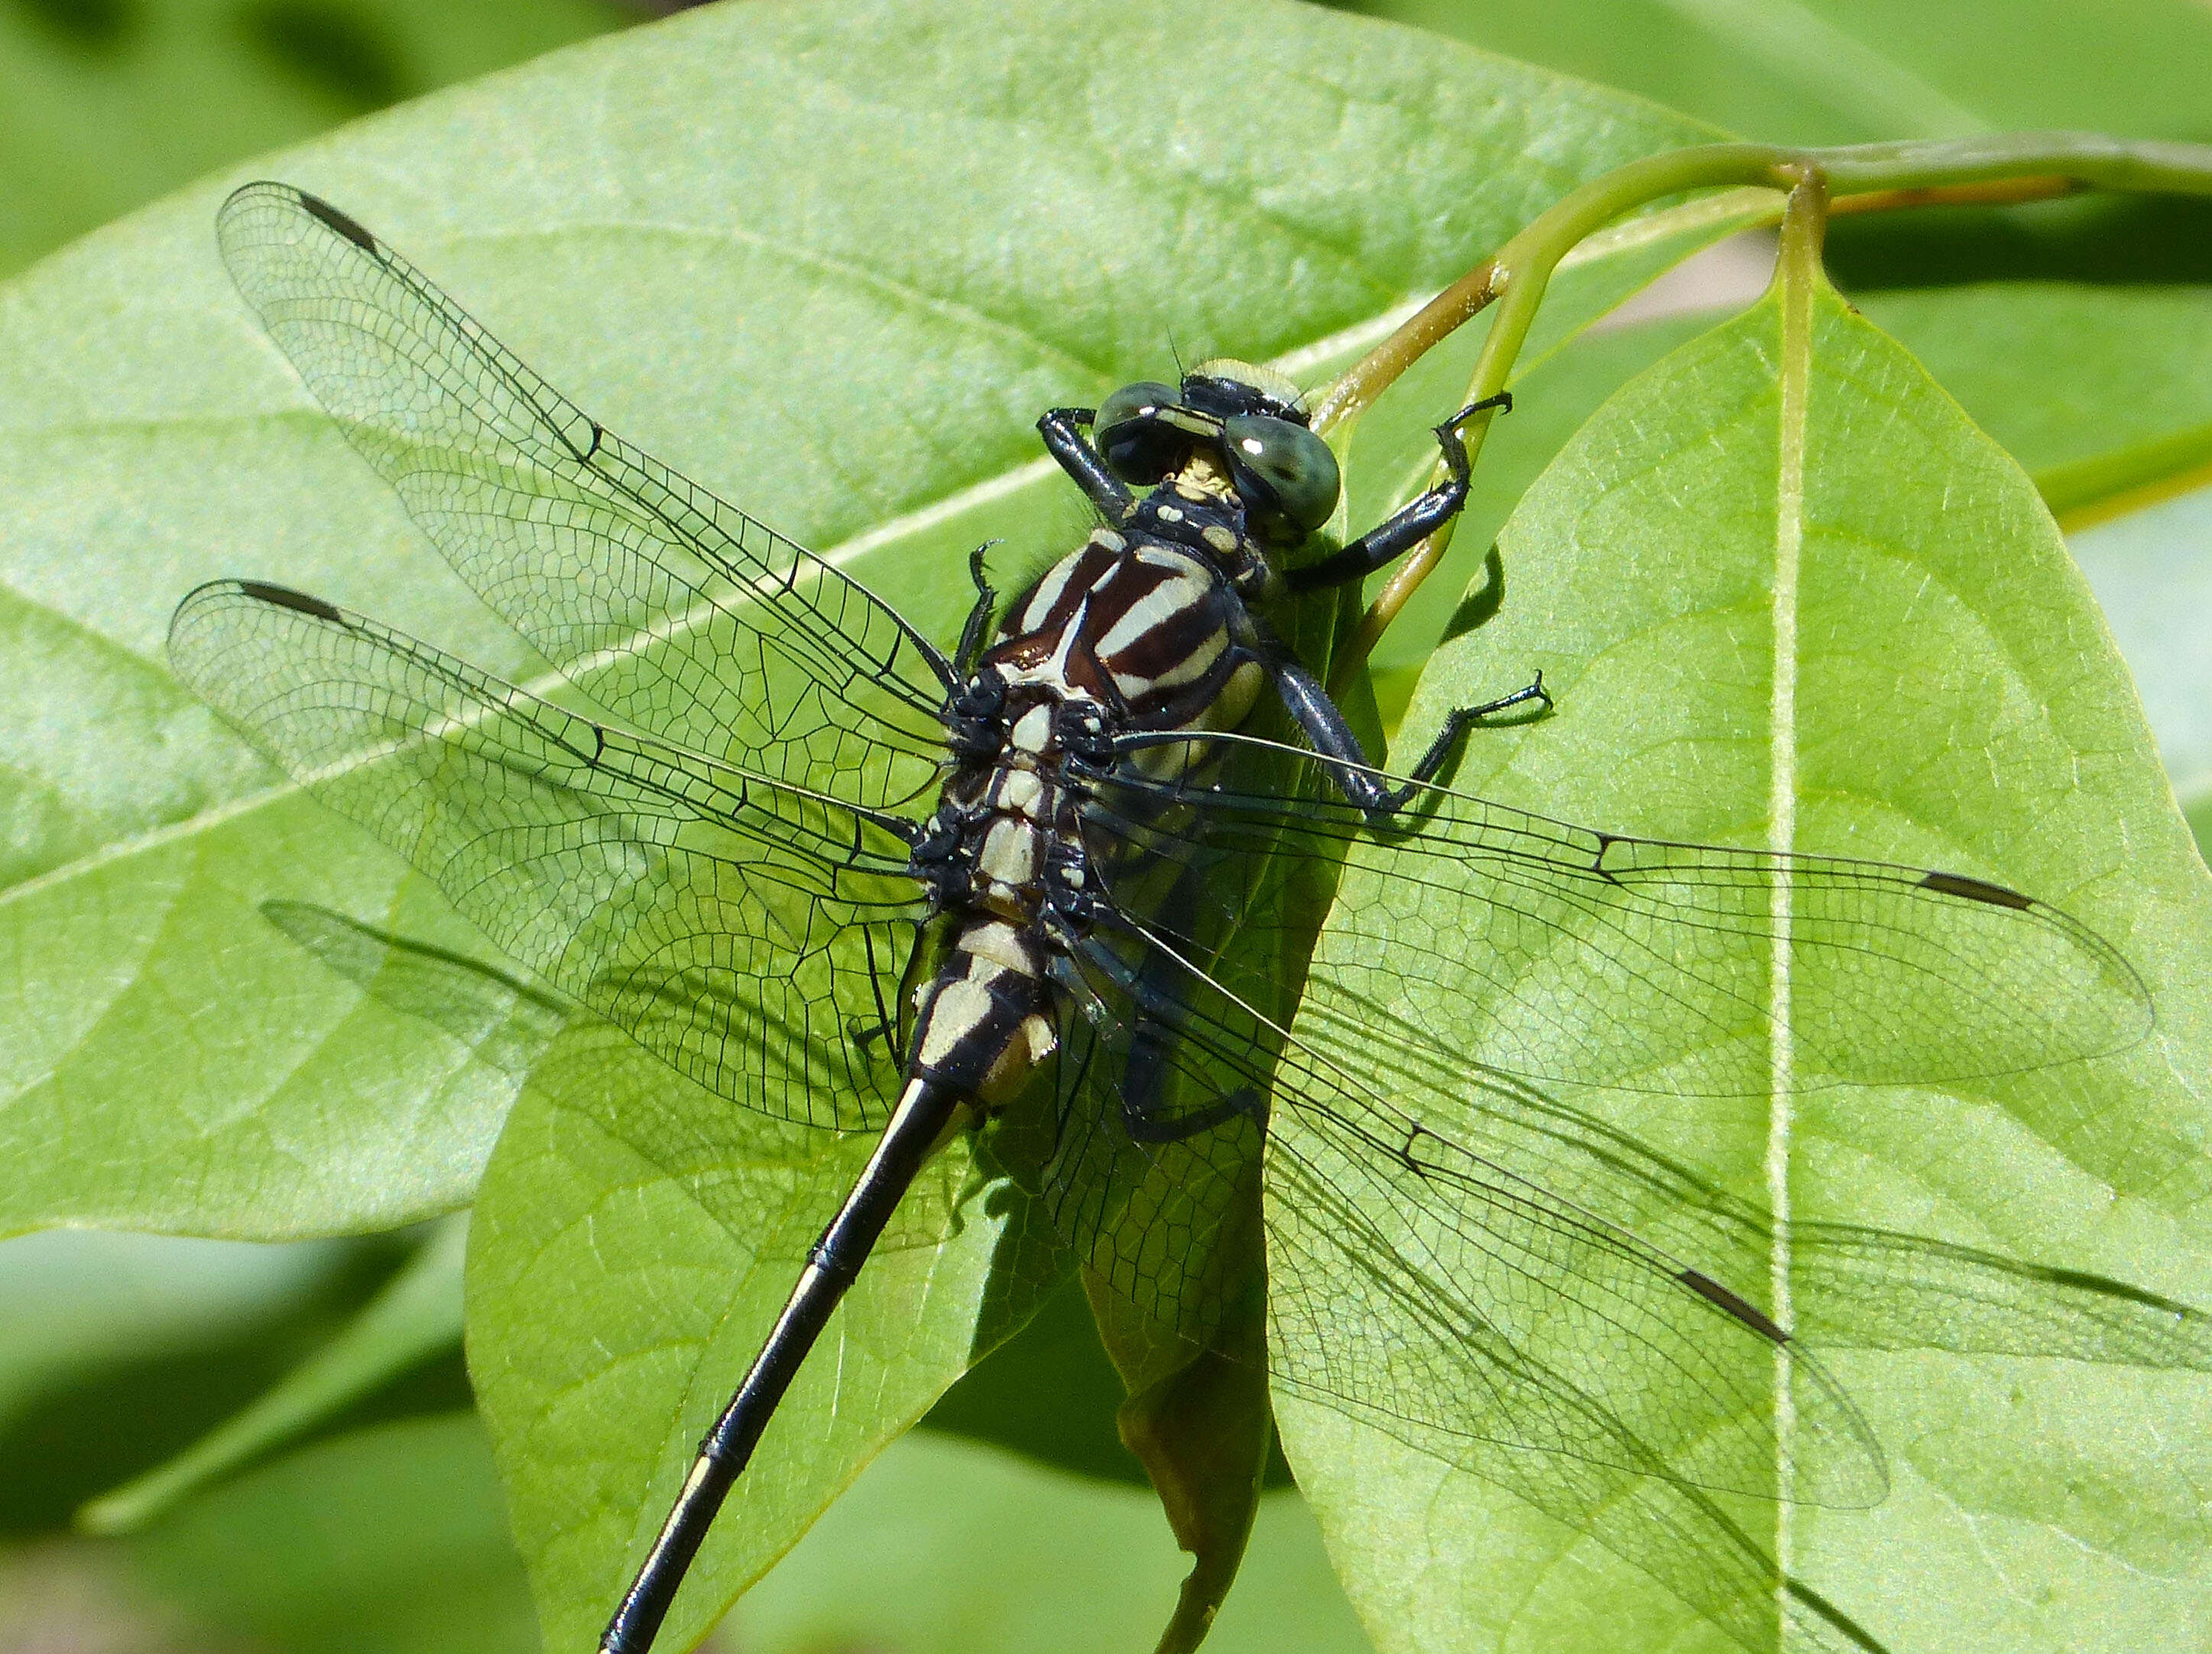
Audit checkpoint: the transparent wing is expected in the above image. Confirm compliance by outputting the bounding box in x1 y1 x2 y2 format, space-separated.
1059 738 2202 1654
170 580 924 1131
1094 728 2151 1107
1036 890 1889 1654
216 182 951 815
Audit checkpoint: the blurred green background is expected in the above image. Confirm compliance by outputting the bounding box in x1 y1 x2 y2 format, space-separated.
4 0 2209 1650
1 0 634 280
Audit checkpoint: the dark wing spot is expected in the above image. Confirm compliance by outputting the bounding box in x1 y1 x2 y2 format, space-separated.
296 190 378 253
1919 870 2032 911
238 581 343 622
1678 1268 1789 1344
2032 1263 2197 1316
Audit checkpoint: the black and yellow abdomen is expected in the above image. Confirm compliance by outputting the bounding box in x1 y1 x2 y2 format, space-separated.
903 521 1268 1117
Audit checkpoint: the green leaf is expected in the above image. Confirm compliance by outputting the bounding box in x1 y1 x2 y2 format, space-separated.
127 1412 537 1654
1863 284 2212 521
1279 267 2212 1649
465 1020 1065 1654
0 0 1721 1245
0 0 627 279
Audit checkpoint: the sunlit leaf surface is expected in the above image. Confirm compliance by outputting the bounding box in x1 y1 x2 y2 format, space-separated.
0 0 1713 1244
1283 264 2212 1652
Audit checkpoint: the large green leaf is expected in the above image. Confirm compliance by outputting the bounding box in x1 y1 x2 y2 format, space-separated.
1279 267 2212 1649
1866 284 2212 521
0 0 1721 1244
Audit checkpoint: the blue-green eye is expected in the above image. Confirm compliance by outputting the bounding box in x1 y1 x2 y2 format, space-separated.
1222 414 1340 532
1095 381 1183 483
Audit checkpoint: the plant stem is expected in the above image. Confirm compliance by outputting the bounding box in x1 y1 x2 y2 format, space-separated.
1318 131 2212 680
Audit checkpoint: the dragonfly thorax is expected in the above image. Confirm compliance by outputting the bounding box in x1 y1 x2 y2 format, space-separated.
905 519 1273 1116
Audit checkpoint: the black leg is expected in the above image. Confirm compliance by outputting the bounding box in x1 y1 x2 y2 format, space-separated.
1260 609 1549 819
1377 671 1552 806
1038 407 1136 520
1098 864 1266 1143
1286 392 1511 594
953 541 1001 676
1255 627 1399 817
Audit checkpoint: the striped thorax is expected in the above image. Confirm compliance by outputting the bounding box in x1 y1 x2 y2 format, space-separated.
903 358 1333 1119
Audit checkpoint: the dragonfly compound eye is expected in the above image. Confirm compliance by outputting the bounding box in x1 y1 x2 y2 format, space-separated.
1095 380 1185 484
1222 413 1341 533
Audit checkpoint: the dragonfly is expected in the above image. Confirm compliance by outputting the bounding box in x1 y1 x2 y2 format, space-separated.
168 182 2210 1654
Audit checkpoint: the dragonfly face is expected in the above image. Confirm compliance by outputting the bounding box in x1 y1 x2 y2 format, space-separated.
166 182 2207 1654
1091 358 1343 550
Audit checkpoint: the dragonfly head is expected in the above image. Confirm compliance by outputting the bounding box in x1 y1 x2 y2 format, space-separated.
1094 358 1341 548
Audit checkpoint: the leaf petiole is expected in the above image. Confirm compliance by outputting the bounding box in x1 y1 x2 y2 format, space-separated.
1317 131 2212 673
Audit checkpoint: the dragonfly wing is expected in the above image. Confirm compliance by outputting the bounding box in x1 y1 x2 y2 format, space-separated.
1039 890 1890 1654
1090 733 2152 1107
170 579 923 1131
1026 917 1272 1356
1058 735 1882 1495
216 182 951 815
1067 740 2204 1649
1005 726 1349 1351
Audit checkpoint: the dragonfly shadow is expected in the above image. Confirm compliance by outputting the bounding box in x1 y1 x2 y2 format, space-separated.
261 900 569 1073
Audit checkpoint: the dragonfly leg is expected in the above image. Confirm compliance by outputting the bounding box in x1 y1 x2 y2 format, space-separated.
1111 881 1270 1143
1122 1080 1266 1143
847 924 910 1064
1285 392 1510 594
953 541 1001 676
1038 407 1137 520
1380 670 1553 806
1263 618 1549 818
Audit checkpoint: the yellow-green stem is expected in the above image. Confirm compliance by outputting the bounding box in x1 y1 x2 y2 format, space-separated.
1319 131 2212 686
